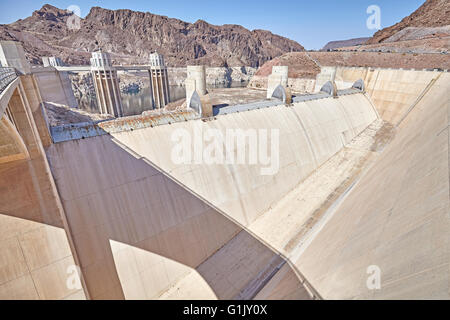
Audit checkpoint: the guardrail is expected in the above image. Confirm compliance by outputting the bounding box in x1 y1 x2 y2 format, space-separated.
0 67 18 95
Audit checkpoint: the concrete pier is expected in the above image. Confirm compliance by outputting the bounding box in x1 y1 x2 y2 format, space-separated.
90 51 123 118
185 65 207 107
267 66 288 98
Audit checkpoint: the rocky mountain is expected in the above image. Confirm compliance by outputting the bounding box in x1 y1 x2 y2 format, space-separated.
0 4 304 67
321 37 371 51
367 0 450 44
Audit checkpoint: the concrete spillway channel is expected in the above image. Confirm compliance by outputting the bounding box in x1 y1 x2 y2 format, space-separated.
1 66 449 300
44 80 379 300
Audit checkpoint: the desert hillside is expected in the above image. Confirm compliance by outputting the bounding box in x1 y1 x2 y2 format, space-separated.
0 4 304 67
367 0 450 44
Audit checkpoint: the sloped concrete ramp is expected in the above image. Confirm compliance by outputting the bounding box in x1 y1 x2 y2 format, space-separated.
295 73 450 299
109 92 378 227
46 90 377 299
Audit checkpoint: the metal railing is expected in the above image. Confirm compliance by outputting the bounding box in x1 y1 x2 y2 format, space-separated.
0 67 18 95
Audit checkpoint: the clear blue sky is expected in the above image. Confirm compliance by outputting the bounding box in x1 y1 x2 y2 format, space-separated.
0 0 425 49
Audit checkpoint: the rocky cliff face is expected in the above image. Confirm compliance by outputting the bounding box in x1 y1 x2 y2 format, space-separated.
0 4 304 67
367 0 450 44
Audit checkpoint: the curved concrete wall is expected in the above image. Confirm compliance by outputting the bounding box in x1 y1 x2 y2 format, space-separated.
44 91 377 300
295 73 450 299
110 93 378 226
47 135 285 299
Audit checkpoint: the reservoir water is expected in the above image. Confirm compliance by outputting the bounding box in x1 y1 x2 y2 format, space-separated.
78 82 248 117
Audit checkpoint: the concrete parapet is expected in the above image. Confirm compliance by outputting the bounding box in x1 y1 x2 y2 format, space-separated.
49 110 200 143
100 110 199 133
50 122 109 143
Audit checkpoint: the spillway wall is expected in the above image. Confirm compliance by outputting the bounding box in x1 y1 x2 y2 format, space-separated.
46 91 377 299
33 68 78 109
110 93 378 226
46 135 250 299
0 77 84 300
296 73 450 299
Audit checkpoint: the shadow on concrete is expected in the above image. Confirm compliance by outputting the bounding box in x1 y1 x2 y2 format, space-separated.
212 104 230 116
42 126 312 300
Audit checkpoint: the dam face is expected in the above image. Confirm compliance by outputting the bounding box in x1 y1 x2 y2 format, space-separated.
297 70 450 299
45 88 377 299
1 63 449 300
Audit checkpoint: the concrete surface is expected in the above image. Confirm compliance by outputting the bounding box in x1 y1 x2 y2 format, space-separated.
0 41 31 75
0 78 85 300
267 66 288 99
107 92 377 227
186 66 207 108
294 72 450 299
1 64 448 300
32 67 78 109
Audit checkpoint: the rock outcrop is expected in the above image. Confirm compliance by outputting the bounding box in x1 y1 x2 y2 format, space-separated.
0 4 304 67
367 0 450 44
